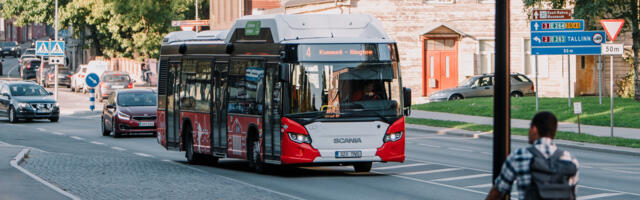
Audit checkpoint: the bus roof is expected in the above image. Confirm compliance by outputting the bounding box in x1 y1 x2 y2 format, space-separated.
162 30 228 44
227 14 394 44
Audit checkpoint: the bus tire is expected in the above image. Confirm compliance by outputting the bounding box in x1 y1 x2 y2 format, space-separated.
353 162 372 172
184 126 205 164
248 132 264 173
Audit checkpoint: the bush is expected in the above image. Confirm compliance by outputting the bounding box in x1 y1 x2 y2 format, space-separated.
616 49 636 98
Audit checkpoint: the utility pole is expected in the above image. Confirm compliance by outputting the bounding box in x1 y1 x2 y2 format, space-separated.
195 0 199 32
493 2 510 200
54 0 59 101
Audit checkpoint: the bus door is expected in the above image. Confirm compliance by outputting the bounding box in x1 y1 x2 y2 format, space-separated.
263 63 281 160
166 61 182 150
212 62 228 154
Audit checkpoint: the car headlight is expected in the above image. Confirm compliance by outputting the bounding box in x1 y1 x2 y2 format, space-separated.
383 131 403 142
11 47 15 51
53 103 60 107
287 132 311 144
117 112 131 120
17 102 29 108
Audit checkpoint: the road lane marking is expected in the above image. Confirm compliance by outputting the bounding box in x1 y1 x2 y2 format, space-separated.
111 146 126 151
133 152 154 158
466 183 493 188
577 193 624 200
447 147 473 152
37 128 46 132
373 163 431 170
373 171 485 195
400 168 461 176
70 136 85 141
603 168 640 175
432 173 491 182
417 143 440 148
89 141 105 145
51 131 65 136
161 159 173 162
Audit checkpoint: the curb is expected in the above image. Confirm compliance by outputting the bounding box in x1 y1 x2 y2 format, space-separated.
10 148 81 200
407 124 640 157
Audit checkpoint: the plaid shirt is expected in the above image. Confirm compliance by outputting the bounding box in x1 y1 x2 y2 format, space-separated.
494 137 579 199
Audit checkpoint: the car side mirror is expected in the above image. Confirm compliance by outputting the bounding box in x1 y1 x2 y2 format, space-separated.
48 91 54 95
403 87 411 116
106 104 115 109
2 93 10 99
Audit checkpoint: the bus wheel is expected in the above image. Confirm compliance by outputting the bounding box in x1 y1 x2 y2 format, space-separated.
248 137 264 173
185 129 204 164
353 162 372 173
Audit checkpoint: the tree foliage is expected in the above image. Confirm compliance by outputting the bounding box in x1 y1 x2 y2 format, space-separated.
1 0 208 59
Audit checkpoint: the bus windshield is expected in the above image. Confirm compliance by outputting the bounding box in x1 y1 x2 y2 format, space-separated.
286 61 402 119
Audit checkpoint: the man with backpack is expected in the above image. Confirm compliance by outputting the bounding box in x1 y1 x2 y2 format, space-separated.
486 111 579 200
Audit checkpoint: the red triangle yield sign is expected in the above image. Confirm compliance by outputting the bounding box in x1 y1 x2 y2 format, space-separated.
600 19 625 42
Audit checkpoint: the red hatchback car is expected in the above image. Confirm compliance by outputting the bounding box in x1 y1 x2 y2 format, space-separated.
101 89 157 137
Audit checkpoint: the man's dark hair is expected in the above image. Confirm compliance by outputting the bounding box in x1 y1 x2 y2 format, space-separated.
531 111 558 138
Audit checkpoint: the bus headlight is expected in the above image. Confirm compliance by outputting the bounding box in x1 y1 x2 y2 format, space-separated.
383 131 403 142
288 132 311 144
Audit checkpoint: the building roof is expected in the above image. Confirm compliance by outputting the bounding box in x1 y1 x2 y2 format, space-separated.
283 0 344 8
420 23 472 39
227 14 393 44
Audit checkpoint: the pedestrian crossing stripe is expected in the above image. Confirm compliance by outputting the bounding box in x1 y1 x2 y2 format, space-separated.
37 43 49 54
51 42 64 54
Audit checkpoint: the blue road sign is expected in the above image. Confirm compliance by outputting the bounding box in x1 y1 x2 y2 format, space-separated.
50 41 65 56
85 73 100 88
35 41 50 56
531 31 606 55
530 20 584 32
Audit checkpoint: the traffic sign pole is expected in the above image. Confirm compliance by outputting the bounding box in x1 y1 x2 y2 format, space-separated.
90 88 95 111
598 55 602 105
535 55 539 111
568 56 571 107
610 55 614 138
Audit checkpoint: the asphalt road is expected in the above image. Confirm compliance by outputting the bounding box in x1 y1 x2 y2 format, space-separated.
0 88 639 199
1 56 20 78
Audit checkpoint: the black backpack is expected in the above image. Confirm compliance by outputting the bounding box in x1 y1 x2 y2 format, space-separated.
524 146 578 200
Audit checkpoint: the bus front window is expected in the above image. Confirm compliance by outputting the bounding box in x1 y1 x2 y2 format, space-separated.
286 61 402 120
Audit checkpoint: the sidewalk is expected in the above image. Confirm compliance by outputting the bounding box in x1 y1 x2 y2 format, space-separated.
411 110 640 140
0 144 67 200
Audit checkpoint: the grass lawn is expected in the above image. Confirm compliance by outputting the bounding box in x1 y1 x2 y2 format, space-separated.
412 96 640 128
407 118 640 149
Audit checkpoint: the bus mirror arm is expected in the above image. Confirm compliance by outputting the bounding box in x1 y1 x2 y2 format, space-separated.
403 87 411 116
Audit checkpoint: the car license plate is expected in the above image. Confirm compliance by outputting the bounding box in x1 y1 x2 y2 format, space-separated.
139 121 154 127
37 109 49 113
335 151 362 158
112 85 124 89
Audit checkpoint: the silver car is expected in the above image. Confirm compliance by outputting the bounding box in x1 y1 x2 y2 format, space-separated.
427 73 535 102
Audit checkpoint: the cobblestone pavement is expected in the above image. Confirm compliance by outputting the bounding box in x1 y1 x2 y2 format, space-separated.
22 149 287 200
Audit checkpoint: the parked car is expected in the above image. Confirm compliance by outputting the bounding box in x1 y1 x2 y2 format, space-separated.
97 72 134 101
43 66 73 88
19 48 36 64
0 81 59 123
1 41 21 57
427 73 535 102
101 89 157 137
20 58 41 80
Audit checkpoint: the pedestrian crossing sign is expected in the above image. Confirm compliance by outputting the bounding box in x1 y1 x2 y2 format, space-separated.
35 41 50 56
35 40 65 56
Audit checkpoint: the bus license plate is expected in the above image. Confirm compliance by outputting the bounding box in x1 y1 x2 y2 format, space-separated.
139 121 154 127
335 151 362 158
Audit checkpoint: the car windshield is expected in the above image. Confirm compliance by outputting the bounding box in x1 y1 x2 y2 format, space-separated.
117 92 157 107
10 84 49 96
459 77 477 87
104 74 130 82
2 42 16 47
285 61 402 119
25 49 35 55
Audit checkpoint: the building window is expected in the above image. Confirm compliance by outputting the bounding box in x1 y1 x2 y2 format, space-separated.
424 0 454 4
476 40 494 74
523 39 549 78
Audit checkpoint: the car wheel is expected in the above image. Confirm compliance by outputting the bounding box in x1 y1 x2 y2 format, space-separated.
49 117 59 122
449 94 463 101
112 119 121 138
101 117 110 136
511 92 523 98
248 138 264 173
353 162 372 172
8 107 19 123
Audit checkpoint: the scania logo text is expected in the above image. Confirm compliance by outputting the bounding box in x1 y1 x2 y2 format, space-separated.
333 138 362 143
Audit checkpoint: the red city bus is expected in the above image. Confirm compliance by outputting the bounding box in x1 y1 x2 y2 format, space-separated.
157 14 411 172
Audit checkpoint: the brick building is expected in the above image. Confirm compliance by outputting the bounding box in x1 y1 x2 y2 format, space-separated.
0 18 47 43
211 0 634 103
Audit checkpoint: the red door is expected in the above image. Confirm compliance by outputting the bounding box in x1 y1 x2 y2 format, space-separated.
423 38 458 96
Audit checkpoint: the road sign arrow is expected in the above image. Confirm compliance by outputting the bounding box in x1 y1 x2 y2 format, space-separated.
534 11 539 19
533 36 541 43
600 19 625 42
534 22 539 30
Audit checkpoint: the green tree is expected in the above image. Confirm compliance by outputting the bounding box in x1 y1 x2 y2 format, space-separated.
524 0 640 101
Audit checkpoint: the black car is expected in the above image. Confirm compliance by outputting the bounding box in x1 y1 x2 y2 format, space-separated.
1 41 20 57
21 58 41 80
0 81 59 123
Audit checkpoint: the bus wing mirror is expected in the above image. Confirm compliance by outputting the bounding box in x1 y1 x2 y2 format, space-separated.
279 65 290 82
403 87 411 116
